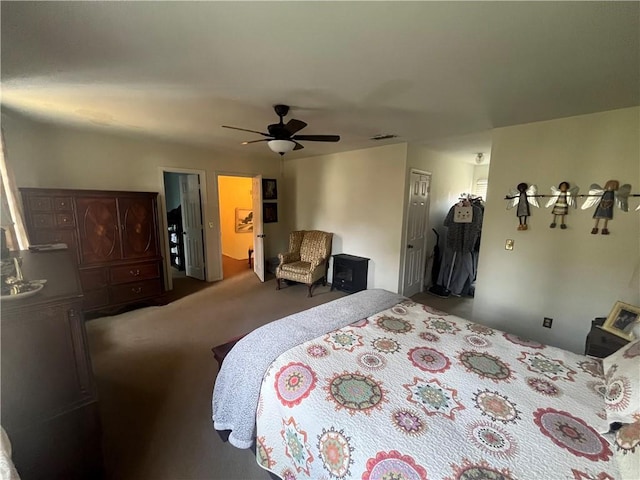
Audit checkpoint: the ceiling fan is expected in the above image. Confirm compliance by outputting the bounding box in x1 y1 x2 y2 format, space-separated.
222 104 340 155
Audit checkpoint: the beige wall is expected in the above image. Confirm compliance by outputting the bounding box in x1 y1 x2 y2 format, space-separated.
282 143 408 292
6 108 638 354
405 145 476 287
2 111 283 282
473 107 640 353
218 176 253 260
473 164 490 193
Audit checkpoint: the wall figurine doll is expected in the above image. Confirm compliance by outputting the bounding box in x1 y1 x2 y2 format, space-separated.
545 181 579 229
507 183 539 230
581 180 631 234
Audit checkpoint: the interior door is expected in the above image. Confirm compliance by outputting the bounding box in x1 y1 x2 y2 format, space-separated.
252 175 265 282
179 174 205 280
402 170 431 297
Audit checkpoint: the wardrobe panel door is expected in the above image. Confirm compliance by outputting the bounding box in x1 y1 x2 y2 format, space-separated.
76 197 121 264
119 196 159 259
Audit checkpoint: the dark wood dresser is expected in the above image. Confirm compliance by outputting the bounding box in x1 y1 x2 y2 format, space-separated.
20 188 165 315
1 250 103 479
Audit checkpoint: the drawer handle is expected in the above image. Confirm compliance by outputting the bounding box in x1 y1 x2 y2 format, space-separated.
131 287 142 294
63 217 68 222
130 269 141 276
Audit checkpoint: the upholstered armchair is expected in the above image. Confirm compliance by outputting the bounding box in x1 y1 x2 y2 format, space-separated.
276 230 333 297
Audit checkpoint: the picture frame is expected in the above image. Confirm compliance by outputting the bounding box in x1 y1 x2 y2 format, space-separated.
601 301 640 340
262 179 278 200
235 208 253 233
263 203 278 223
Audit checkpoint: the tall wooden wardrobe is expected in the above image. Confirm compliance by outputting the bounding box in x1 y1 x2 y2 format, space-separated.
20 188 165 314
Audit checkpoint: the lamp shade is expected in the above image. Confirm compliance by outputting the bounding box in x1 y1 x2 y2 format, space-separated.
268 139 295 154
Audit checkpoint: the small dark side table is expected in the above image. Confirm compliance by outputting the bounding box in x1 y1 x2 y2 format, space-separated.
330 254 370 294
585 317 630 358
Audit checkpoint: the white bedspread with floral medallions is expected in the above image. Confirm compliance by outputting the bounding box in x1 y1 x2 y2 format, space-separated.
255 299 621 480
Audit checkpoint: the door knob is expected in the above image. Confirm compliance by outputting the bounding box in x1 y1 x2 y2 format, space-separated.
407 244 414 249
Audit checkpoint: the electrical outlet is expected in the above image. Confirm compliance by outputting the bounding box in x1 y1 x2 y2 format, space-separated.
543 317 553 328
505 239 514 250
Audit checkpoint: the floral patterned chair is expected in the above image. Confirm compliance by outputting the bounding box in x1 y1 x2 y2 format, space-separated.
276 230 333 297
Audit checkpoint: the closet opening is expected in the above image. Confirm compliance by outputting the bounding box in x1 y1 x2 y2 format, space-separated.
427 193 485 299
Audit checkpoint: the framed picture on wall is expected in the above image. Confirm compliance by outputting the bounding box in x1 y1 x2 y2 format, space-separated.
263 203 278 223
235 208 253 233
262 179 278 200
601 301 640 340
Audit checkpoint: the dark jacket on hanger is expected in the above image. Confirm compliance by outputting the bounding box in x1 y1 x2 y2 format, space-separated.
443 204 483 253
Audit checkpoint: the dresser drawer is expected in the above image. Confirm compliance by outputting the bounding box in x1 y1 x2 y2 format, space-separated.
79 267 109 291
110 279 162 305
56 213 75 228
32 213 55 229
110 262 160 285
82 288 110 311
54 197 73 211
27 196 53 212
32 230 77 247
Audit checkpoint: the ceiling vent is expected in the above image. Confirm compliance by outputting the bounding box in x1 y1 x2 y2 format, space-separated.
370 134 398 141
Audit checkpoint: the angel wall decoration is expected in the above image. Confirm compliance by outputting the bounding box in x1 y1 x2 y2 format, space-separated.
545 181 579 229
507 182 539 230
581 180 631 234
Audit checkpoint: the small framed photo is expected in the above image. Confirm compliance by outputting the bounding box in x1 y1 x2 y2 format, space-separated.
601 301 640 340
263 203 278 223
235 208 253 233
262 179 278 200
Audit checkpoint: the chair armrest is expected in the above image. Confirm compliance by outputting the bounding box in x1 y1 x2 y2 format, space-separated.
279 252 300 265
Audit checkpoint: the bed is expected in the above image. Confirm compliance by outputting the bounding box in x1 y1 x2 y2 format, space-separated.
212 289 640 480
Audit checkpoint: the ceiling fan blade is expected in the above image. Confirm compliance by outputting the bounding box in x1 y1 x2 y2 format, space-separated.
293 141 305 151
222 125 270 137
285 119 307 136
292 134 340 142
241 139 270 145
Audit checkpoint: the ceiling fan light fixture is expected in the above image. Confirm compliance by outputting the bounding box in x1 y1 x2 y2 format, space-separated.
268 139 296 155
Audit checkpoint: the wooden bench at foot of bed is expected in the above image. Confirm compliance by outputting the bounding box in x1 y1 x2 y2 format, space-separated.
212 335 246 369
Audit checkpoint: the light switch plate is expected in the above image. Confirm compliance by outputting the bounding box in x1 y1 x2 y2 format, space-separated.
505 239 514 250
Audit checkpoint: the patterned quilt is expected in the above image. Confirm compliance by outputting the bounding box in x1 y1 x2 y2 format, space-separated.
255 299 620 480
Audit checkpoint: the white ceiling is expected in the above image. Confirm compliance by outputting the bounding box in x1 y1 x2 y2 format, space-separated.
1 2 638 163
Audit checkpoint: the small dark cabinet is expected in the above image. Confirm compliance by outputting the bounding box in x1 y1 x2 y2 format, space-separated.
585 317 629 358
331 254 369 293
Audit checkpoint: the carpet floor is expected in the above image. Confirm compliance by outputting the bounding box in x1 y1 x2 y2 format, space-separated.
86 274 473 479
86 271 346 480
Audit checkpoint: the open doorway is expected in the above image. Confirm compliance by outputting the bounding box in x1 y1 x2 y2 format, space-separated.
161 169 207 292
217 175 254 280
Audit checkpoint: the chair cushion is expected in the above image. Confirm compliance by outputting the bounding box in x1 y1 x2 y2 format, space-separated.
280 261 312 275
